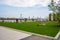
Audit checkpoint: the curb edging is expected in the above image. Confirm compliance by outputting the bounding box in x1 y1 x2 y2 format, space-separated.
54 31 60 39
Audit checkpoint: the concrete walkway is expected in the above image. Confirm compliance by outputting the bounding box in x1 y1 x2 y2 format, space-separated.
21 35 60 40
0 26 31 40
21 35 54 40
58 35 60 40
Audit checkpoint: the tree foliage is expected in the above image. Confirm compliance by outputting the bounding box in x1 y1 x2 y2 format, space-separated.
48 0 60 26
48 0 56 13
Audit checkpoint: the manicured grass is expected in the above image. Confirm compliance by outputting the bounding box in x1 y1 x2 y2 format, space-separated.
0 21 60 37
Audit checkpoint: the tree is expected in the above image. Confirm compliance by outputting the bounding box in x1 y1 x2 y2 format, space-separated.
24 18 27 22
48 0 60 26
48 0 56 13
48 0 56 21
16 19 18 23
49 13 51 21
56 0 60 22
53 13 56 21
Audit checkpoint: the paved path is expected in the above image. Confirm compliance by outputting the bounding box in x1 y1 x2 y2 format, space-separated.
0 26 31 40
21 35 54 40
58 35 60 40
21 35 60 40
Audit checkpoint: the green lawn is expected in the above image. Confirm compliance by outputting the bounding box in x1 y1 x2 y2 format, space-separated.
0 21 60 37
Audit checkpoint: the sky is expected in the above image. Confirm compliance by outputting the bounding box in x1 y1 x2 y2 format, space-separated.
0 0 58 18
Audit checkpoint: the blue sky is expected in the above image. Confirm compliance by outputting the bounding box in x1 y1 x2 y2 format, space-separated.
0 0 58 18
0 4 49 18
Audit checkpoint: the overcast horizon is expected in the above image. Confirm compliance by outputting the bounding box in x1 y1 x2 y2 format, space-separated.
0 0 59 18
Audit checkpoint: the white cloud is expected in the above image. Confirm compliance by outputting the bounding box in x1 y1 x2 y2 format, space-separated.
0 0 51 7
